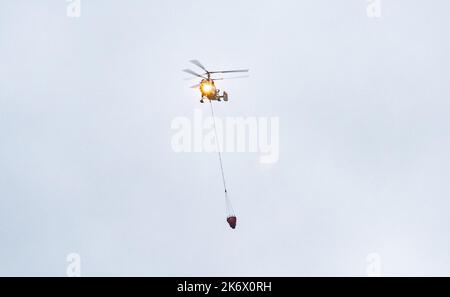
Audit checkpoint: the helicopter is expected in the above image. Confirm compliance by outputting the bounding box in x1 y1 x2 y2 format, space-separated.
183 60 249 103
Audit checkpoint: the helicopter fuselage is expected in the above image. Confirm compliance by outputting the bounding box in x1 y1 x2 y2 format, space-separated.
199 79 217 100
199 79 228 102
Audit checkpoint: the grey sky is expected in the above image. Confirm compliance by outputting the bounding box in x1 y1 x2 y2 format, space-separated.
0 0 449 276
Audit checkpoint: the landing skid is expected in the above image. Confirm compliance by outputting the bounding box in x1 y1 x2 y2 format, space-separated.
200 95 228 103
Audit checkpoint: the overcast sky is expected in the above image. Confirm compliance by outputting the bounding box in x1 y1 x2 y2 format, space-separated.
0 0 449 276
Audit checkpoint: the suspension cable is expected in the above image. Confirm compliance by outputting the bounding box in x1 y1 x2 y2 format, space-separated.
209 99 228 193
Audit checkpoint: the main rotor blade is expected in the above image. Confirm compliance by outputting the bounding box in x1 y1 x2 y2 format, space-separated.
183 68 206 79
190 83 200 89
209 69 249 74
213 75 250 81
190 60 208 73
